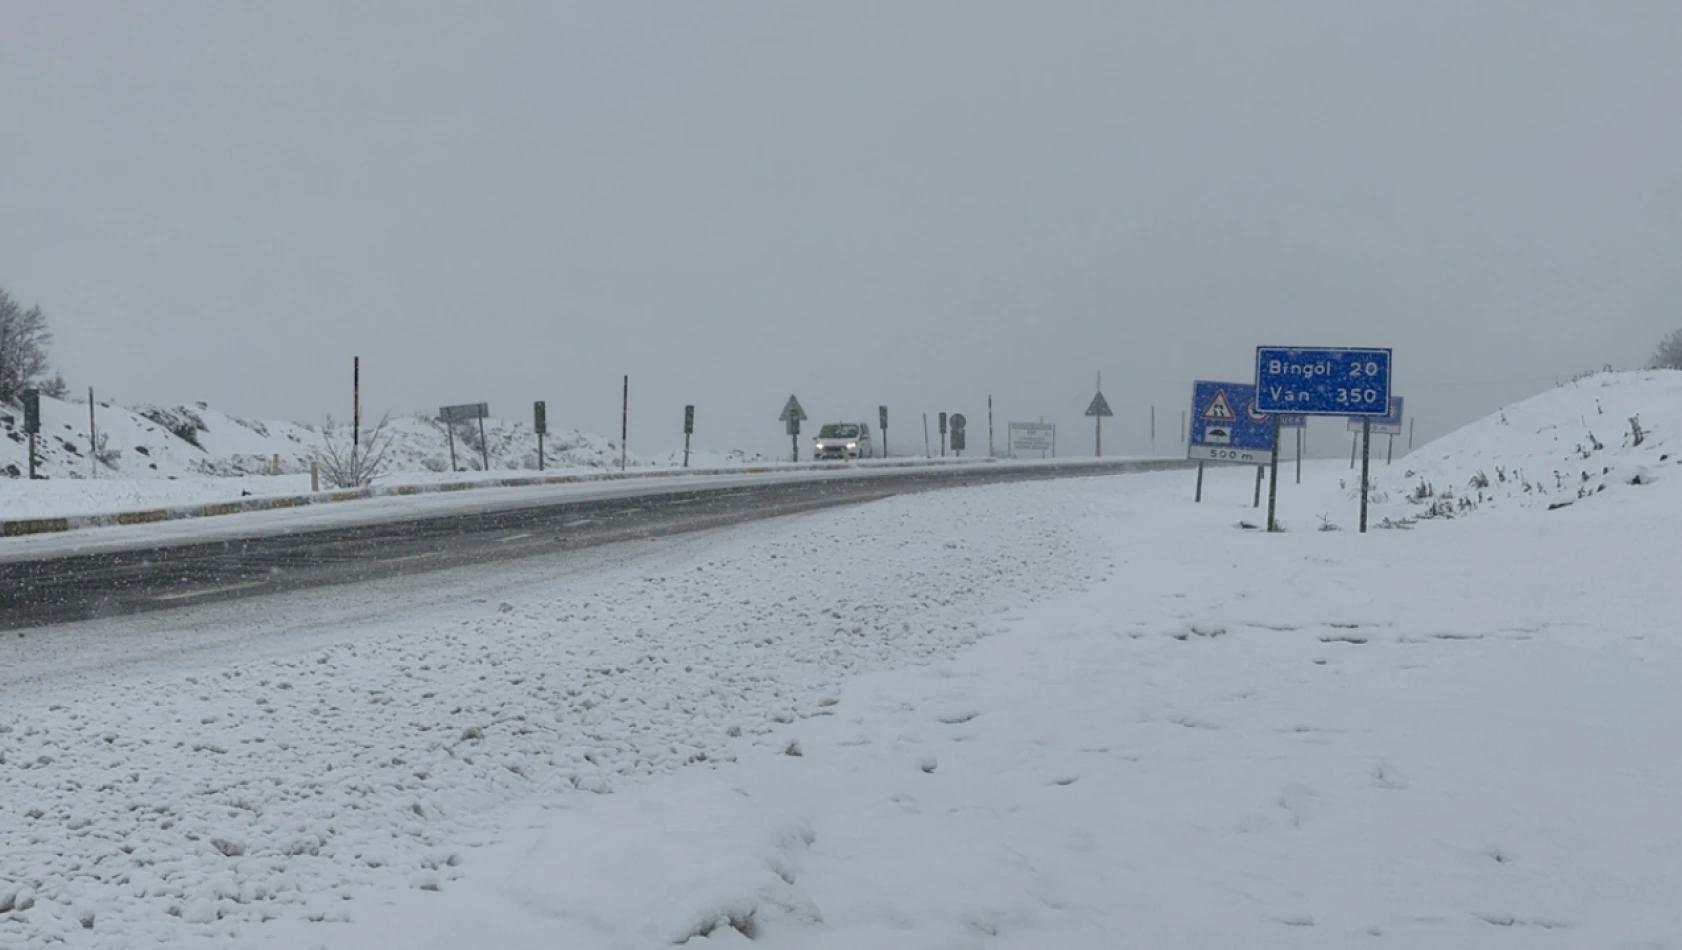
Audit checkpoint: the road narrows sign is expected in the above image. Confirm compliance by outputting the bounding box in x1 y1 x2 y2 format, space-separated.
1188 381 1274 464
1202 390 1236 422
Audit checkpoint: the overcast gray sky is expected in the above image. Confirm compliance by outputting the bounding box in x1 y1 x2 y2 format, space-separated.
4 1 1679 459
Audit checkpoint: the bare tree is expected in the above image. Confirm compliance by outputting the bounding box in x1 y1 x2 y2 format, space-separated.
1651 327 1682 371
311 413 397 489
0 285 59 403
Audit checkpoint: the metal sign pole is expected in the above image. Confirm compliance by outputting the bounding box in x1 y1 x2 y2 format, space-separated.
1360 418 1372 533
1408 417 1415 451
988 396 994 458
477 414 490 472
353 356 361 470
535 401 547 472
1267 415 1281 531
447 426 458 472
1195 460 1204 503
1253 465 1263 508
923 414 930 458
89 387 97 479
1350 432 1358 470
621 376 629 472
28 432 37 480
1388 433 1394 465
1295 427 1303 485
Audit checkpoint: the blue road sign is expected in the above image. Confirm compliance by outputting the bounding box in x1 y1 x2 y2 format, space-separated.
1188 380 1276 464
1255 347 1392 415
1347 395 1404 434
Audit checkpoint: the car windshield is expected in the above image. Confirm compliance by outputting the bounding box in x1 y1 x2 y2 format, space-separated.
819 424 859 439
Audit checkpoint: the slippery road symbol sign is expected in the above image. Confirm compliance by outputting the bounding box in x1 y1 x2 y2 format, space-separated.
1202 389 1236 422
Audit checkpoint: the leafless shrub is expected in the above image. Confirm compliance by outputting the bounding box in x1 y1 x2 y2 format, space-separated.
312 413 395 489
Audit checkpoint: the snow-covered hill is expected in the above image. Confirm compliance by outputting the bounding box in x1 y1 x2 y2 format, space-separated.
1378 369 1682 520
0 395 763 482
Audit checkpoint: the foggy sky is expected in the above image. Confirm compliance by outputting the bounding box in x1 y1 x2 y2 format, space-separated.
4 2 1680 460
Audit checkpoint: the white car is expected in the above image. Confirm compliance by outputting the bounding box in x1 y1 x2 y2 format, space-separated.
813 422 875 460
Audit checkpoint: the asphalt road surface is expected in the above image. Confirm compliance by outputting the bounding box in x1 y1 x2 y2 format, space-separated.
0 460 1189 631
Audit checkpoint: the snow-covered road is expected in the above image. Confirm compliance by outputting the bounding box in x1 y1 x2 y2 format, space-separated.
3 448 1680 948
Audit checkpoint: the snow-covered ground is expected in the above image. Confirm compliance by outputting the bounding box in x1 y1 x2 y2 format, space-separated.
1 391 769 495
2 372 1680 948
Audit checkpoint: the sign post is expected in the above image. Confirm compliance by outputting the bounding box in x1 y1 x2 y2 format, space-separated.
987 396 994 457
780 395 807 462
938 412 948 457
88 387 97 479
1361 418 1373 532
534 401 547 471
683 405 695 468
439 403 489 473
1266 415 1282 531
879 405 889 458
1257 347 1393 533
621 376 629 472
1085 391 1114 457
23 389 40 480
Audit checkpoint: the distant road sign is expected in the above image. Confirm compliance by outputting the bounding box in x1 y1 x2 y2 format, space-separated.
1276 414 1307 429
1347 395 1404 435
1085 392 1114 417
1008 422 1055 455
533 401 547 436
1189 381 1275 464
879 405 888 430
439 402 488 424
684 404 695 435
779 395 807 424
1255 347 1392 415
22 389 40 435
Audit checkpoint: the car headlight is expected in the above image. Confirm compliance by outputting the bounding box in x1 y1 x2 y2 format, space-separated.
846 442 857 449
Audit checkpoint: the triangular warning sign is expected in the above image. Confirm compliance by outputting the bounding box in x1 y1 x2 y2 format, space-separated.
1084 392 1113 417
1202 389 1236 422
